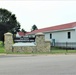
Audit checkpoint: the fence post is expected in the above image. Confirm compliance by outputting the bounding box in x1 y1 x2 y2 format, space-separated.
66 42 68 54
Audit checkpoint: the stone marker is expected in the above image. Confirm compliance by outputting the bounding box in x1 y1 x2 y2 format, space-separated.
4 32 13 53
4 32 51 53
35 32 51 52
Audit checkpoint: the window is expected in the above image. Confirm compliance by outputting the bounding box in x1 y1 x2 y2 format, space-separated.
50 33 52 39
68 32 71 39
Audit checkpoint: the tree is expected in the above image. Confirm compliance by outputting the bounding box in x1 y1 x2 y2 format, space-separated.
21 28 27 33
31 24 38 31
10 22 20 34
0 8 21 42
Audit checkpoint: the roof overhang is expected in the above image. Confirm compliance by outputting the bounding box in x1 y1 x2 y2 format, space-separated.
44 28 75 33
27 28 75 35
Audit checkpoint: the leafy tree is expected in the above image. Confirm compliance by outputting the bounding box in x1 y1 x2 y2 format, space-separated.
21 28 27 33
31 24 38 31
0 8 20 42
10 22 20 34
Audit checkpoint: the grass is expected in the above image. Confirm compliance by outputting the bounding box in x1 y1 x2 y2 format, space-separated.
51 49 76 54
0 47 5 53
10 49 76 54
51 47 76 54
0 41 5 53
0 41 76 54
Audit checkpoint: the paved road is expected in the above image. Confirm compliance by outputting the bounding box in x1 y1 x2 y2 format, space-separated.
0 54 76 75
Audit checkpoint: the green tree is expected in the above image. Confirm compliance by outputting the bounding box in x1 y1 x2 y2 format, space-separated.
31 24 38 31
10 22 20 34
0 8 20 42
21 28 27 33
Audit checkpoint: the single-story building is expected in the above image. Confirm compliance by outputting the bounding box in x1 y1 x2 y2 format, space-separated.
16 32 30 37
16 22 76 48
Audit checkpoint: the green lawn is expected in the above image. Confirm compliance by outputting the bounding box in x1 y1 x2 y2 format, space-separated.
0 47 5 53
0 41 5 53
51 47 76 54
0 47 76 54
0 41 76 54
51 49 76 54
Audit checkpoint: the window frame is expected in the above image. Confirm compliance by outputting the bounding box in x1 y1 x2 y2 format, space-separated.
50 33 52 39
67 32 71 39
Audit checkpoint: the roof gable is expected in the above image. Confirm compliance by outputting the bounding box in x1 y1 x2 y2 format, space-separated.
18 32 25 36
17 32 30 36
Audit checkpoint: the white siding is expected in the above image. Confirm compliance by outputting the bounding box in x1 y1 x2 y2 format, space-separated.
45 33 50 41
16 32 20 37
45 29 76 43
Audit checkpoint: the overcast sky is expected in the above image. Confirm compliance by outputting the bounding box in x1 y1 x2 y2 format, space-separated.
0 0 76 31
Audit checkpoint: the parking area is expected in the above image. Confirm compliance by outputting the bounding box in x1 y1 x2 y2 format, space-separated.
0 54 76 75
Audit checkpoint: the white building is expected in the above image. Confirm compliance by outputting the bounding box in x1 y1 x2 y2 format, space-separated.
17 22 76 48
28 22 76 48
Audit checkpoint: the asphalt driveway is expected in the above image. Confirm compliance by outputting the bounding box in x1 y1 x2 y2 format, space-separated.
0 54 76 75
